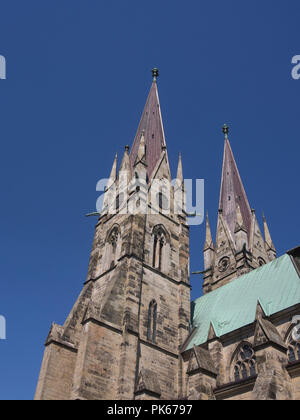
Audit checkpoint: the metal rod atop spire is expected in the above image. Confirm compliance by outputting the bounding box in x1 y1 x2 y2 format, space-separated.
152 68 159 82
222 123 229 139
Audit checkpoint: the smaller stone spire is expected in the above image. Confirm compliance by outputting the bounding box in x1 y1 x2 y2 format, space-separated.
263 214 276 260
177 153 183 180
120 145 130 169
173 153 185 216
203 213 215 293
102 153 117 214
119 145 131 185
204 213 214 251
174 153 184 190
106 153 117 190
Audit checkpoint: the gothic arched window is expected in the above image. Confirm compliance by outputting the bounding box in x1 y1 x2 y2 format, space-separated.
147 300 157 343
233 344 256 382
234 365 240 382
152 227 166 271
115 193 124 212
106 226 120 270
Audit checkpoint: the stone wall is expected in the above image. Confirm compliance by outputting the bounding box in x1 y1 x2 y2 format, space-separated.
182 306 300 400
35 343 76 400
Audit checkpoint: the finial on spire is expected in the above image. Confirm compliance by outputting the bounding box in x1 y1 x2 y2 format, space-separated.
222 124 229 139
152 68 159 82
119 145 131 180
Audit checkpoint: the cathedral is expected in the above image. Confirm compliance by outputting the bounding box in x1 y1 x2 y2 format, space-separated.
35 70 300 400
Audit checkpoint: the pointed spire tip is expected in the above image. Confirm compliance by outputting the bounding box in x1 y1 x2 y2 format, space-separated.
152 68 159 82
222 124 229 139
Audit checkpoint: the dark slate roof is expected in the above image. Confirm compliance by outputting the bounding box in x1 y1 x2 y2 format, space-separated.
219 138 252 239
129 81 167 178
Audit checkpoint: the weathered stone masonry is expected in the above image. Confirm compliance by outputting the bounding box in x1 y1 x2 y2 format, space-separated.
35 72 300 400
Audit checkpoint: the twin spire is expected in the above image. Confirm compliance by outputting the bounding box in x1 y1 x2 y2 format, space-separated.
106 69 182 188
206 124 275 252
129 69 168 178
203 125 276 293
219 124 252 239
105 71 276 292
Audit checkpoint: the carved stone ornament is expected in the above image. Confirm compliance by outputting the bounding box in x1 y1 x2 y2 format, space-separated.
218 257 230 273
292 321 300 342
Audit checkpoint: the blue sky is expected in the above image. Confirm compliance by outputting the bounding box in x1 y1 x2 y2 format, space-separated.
0 0 299 400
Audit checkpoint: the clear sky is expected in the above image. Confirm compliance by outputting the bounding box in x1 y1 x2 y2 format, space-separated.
0 0 299 400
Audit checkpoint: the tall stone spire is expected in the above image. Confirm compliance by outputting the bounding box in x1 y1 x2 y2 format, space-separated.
219 124 252 240
35 70 191 402
130 69 168 178
202 125 276 294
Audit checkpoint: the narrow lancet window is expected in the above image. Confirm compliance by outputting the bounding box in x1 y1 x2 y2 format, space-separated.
152 227 165 271
106 226 120 270
147 300 157 343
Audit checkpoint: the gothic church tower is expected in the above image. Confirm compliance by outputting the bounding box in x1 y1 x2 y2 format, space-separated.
35 70 191 400
203 125 276 294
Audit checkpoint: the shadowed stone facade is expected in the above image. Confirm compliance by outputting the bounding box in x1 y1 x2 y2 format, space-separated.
35 73 300 400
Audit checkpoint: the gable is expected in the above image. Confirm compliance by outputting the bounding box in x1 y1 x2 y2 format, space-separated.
254 318 287 350
187 346 218 376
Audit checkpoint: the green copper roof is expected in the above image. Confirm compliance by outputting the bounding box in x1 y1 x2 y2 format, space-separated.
187 254 300 350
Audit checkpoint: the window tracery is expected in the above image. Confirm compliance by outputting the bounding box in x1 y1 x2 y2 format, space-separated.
233 344 256 382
